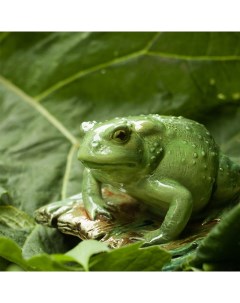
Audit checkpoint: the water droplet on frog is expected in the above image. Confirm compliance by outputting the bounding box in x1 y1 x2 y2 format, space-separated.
192 144 197 148
192 160 196 165
198 135 203 140
150 147 155 152
206 131 210 136
185 126 190 131
154 142 160 147
219 167 224 172
201 151 206 157
193 153 198 158
205 140 209 145
151 156 156 161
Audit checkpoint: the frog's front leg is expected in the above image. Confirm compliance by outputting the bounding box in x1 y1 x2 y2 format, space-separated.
141 178 193 247
82 168 112 220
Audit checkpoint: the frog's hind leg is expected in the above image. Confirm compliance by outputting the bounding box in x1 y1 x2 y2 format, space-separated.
140 178 193 246
212 154 240 204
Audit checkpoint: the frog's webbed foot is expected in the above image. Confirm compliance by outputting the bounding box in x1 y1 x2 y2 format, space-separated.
34 194 82 227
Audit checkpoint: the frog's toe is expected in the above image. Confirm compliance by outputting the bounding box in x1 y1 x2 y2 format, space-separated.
129 236 145 243
141 233 168 247
141 240 154 248
88 206 113 221
141 239 160 247
96 208 113 220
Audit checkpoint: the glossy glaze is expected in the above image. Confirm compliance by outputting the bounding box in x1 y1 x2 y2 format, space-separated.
77 114 240 246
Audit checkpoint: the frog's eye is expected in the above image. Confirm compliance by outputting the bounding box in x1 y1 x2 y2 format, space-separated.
112 127 131 143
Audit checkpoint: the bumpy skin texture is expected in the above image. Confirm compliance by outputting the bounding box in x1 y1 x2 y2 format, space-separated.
77 115 240 246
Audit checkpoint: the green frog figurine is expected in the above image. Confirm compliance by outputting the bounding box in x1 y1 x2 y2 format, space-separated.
77 114 240 246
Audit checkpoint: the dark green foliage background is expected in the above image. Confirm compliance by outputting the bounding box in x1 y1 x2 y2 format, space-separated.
0 32 239 271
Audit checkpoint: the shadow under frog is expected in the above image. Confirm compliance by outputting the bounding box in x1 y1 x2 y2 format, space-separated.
35 114 240 247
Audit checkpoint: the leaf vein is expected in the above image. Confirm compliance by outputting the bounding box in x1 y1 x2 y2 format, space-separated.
144 32 162 51
0 75 79 146
35 48 240 102
146 51 240 61
61 145 77 200
34 49 146 101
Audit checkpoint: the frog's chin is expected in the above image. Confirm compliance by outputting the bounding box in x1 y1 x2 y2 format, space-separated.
81 160 137 169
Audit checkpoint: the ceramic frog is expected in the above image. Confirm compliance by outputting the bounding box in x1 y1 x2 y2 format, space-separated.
77 114 240 246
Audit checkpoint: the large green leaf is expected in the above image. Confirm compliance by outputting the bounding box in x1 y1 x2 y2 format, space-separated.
0 237 171 271
89 241 171 271
191 203 240 271
21 224 79 259
0 205 35 246
0 237 31 270
0 186 13 205
66 239 110 271
0 32 240 270
1 32 239 214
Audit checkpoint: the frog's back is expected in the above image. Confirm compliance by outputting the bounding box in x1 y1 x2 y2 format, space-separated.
150 115 220 212
149 115 240 209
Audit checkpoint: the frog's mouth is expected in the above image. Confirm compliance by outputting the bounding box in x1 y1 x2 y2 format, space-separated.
81 160 136 169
